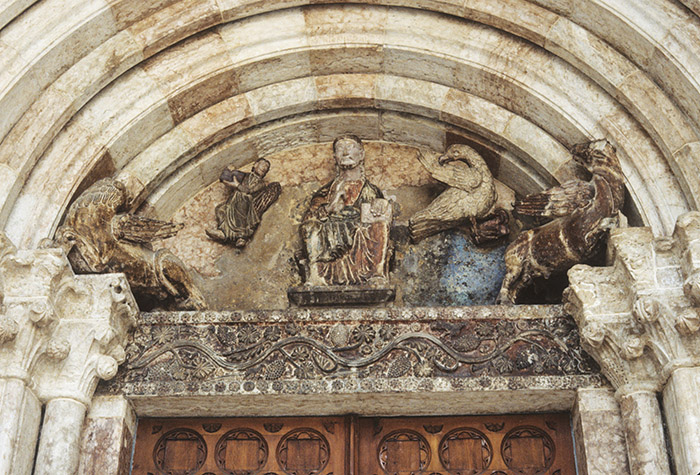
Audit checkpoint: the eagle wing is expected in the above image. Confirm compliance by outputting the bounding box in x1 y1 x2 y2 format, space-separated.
112 214 184 243
417 151 483 191
514 180 594 218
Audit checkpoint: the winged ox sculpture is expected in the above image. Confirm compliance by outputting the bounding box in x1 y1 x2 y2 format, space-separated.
496 139 625 304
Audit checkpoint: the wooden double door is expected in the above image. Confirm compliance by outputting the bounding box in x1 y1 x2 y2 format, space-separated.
133 413 575 474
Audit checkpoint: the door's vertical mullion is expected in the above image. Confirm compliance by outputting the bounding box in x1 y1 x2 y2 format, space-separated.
346 414 359 475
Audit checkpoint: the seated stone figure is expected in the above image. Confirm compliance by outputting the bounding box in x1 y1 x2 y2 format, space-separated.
300 135 393 287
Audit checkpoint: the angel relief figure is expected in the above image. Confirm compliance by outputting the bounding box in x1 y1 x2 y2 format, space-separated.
52 178 206 310
206 158 281 248
497 139 625 304
409 144 509 244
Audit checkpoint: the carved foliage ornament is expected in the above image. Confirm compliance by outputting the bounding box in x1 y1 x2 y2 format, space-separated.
103 316 598 398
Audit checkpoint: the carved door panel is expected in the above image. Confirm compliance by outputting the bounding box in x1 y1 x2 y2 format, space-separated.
132 414 574 475
357 414 575 475
132 416 348 475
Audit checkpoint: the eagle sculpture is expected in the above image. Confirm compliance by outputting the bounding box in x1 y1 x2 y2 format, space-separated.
53 178 207 310
497 139 625 304
409 144 506 243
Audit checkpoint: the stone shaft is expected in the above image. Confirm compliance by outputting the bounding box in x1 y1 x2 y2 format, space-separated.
0 378 41 475
77 396 136 475
618 391 671 475
573 388 630 475
663 367 700 475
34 398 87 475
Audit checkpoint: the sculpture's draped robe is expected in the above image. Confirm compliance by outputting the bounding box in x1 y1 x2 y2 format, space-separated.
302 178 387 285
215 172 266 242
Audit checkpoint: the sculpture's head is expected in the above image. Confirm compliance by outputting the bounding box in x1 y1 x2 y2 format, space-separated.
252 158 271 177
571 139 617 170
333 135 365 170
438 143 482 166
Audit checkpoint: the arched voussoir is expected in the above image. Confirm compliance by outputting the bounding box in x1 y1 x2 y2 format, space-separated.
17 69 693 251
1 1 699 248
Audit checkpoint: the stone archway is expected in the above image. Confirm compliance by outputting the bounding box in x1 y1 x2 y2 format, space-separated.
2 2 700 475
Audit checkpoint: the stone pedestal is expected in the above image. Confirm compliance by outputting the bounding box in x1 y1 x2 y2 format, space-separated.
34 398 87 475
663 367 700 475
287 284 395 306
0 379 41 475
573 388 630 475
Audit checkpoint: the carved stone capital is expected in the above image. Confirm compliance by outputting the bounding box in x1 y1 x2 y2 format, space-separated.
0 233 138 404
565 212 700 395
0 241 70 382
33 273 137 405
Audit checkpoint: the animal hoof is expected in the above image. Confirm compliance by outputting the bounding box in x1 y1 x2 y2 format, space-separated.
495 293 514 306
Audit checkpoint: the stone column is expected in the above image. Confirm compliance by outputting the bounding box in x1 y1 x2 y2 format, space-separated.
33 273 137 475
572 388 630 475
616 389 670 475
0 233 137 475
566 212 700 475
0 378 41 475
78 396 137 475
662 367 700 475
0 237 74 475
34 399 88 475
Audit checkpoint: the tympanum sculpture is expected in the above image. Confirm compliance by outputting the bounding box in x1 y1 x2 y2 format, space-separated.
290 135 394 305
497 139 624 304
52 178 207 310
206 158 281 248
409 144 509 244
